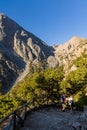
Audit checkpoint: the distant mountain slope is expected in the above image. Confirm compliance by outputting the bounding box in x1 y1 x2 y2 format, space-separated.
53 36 87 73
0 13 53 93
0 13 87 93
0 13 53 61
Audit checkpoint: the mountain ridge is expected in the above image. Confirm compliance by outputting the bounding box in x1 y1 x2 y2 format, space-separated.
0 13 87 93
0 13 53 93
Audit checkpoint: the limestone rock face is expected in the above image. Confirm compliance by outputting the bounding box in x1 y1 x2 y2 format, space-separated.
0 13 53 61
0 13 53 93
53 36 87 74
47 56 59 68
0 13 87 93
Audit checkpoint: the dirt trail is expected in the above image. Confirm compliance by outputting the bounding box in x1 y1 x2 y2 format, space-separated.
20 107 84 130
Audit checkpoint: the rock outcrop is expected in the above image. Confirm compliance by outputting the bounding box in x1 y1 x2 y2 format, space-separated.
0 13 53 93
20 107 87 130
0 13 87 93
53 36 87 74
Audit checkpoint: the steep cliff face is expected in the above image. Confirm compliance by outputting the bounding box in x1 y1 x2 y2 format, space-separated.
53 36 87 73
0 13 87 93
0 13 53 93
0 13 53 61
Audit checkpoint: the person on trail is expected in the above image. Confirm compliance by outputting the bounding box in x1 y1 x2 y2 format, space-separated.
60 94 66 112
68 95 75 113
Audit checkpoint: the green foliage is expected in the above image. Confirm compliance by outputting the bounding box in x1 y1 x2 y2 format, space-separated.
60 80 71 94
78 92 87 105
59 53 87 109
63 53 87 95
34 67 64 102
75 54 87 68
1 53 87 119
0 67 64 119
65 68 87 94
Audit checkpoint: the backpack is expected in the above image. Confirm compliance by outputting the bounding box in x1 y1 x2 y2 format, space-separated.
61 96 65 102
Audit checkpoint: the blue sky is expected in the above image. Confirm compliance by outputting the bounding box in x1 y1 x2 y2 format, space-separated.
0 0 87 45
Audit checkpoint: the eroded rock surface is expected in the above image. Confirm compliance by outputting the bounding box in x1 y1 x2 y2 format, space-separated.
20 107 87 130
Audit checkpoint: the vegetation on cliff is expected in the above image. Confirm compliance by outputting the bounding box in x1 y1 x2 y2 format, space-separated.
0 53 87 119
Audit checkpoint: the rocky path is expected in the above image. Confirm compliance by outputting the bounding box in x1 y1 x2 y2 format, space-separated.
20 107 87 130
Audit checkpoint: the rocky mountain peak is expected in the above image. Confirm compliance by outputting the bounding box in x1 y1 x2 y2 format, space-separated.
0 13 18 27
0 13 87 94
67 36 86 47
53 36 87 74
54 36 87 53
0 13 6 19
68 36 83 42
0 13 53 58
0 13 54 93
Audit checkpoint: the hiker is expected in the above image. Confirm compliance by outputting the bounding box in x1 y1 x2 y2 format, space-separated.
60 94 66 112
68 95 75 113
